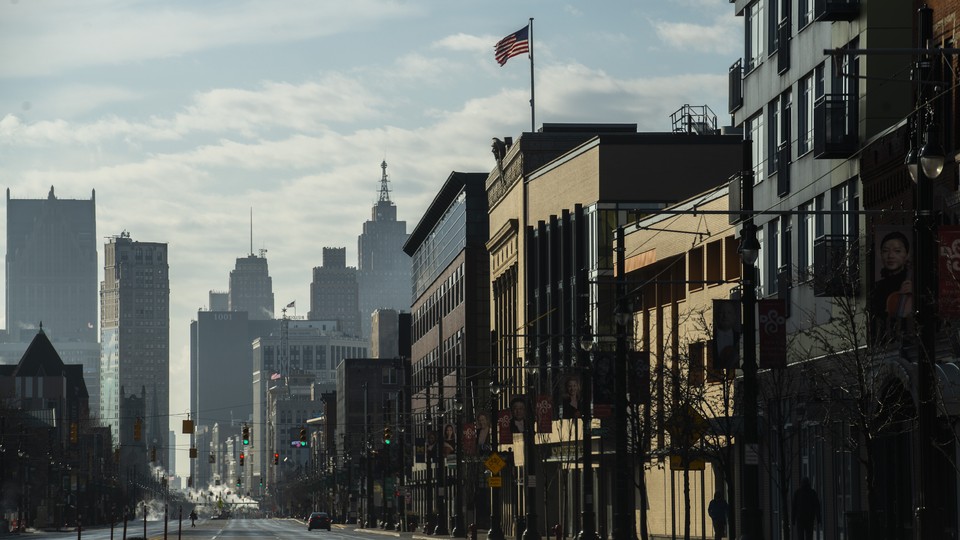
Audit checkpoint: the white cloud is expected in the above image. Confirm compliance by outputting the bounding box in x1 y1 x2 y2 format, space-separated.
652 16 740 55
0 0 420 78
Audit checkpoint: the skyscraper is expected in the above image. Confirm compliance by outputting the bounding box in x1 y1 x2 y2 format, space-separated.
100 232 170 463
357 161 411 337
308 248 361 337
4 187 100 406
228 252 274 319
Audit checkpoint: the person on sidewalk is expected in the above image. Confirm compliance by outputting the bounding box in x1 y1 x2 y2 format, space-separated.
792 477 821 540
708 491 728 540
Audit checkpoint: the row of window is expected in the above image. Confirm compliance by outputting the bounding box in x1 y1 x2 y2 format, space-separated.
412 263 465 342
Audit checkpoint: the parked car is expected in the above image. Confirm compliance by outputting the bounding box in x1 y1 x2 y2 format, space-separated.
308 512 332 531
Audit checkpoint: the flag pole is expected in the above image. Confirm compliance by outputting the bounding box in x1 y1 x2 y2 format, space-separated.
528 17 535 132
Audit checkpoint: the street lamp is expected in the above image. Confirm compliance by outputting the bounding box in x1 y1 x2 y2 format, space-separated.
577 326 597 540
522 361 540 540
738 154 762 540
487 378 505 540
452 393 465 537
908 6 944 538
612 225 637 540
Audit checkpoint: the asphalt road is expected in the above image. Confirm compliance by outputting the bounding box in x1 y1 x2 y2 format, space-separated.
16 518 394 540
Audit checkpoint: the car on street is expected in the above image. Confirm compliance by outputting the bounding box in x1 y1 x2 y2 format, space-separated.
308 512 332 531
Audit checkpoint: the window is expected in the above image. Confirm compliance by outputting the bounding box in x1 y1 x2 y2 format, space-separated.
689 247 704 291
767 218 780 296
799 0 813 28
798 201 814 279
768 0 780 53
798 73 814 155
768 98 780 176
748 112 765 181
746 1 765 71
706 240 723 283
831 180 858 239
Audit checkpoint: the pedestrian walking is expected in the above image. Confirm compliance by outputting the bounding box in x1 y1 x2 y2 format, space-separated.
708 491 728 540
792 477 820 540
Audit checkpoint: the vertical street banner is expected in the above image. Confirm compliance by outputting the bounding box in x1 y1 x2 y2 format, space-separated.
940 226 960 317
712 299 742 369
758 299 787 369
462 422 477 456
498 409 512 444
592 352 614 418
628 351 650 405
535 394 553 433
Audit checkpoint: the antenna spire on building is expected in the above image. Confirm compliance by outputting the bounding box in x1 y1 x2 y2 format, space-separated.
250 207 254 256
378 160 391 203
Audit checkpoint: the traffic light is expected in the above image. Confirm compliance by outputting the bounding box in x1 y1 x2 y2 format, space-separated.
383 425 392 445
134 417 142 441
239 452 245 466
70 422 78 444
236 477 241 487
299 427 307 447
242 425 250 445
273 452 279 465
150 446 157 462
187 476 193 488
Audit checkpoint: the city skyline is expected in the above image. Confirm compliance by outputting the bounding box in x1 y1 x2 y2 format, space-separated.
0 0 741 480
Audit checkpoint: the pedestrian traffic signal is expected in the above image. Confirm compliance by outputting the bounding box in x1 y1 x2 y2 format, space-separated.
242 425 250 445
239 452 245 466
383 426 392 445
274 452 280 465
299 427 307 446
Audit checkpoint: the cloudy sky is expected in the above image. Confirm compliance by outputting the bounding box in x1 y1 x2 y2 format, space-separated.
0 0 741 479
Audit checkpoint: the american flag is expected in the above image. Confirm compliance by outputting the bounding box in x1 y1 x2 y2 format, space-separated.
495 25 529 66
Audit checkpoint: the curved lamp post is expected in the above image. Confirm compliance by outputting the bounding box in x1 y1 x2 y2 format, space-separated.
452 393 465 537
577 327 597 540
522 360 540 540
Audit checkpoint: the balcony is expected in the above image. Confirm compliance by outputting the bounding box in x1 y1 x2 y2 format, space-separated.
814 93 858 159
813 235 859 297
815 0 859 22
776 143 790 197
777 19 790 74
729 59 743 114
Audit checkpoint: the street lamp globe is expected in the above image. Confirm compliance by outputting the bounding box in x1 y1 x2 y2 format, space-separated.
738 226 761 266
920 126 945 179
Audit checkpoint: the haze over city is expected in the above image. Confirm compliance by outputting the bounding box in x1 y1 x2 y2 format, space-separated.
0 0 740 481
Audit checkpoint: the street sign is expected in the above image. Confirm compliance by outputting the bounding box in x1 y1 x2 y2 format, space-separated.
670 455 706 471
487 476 502 488
485 452 506 473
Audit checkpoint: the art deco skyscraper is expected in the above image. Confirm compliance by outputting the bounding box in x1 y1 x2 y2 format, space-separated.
308 247 361 337
229 252 274 320
5 187 100 405
100 232 169 461
357 161 411 337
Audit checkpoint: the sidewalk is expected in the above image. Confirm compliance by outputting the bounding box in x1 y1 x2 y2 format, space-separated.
353 523 492 540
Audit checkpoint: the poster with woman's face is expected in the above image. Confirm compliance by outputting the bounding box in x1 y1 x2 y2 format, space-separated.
873 226 914 320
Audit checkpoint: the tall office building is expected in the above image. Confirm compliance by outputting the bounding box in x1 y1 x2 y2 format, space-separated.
100 232 170 464
357 161 411 338
308 248 361 337
4 187 100 407
228 253 274 320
